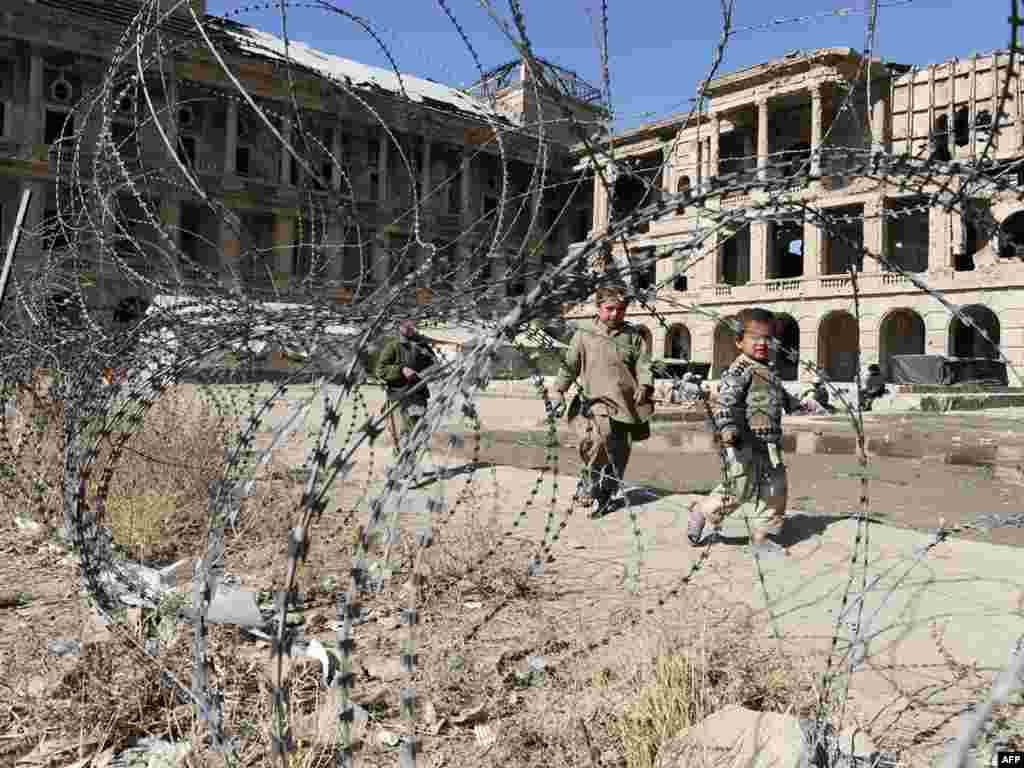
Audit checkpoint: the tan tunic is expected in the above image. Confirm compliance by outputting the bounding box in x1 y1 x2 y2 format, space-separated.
554 319 654 425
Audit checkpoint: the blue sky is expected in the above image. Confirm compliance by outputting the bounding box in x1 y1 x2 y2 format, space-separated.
205 1 1013 130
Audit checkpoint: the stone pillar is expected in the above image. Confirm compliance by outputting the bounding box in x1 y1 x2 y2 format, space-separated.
661 146 672 195
757 98 770 182
592 169 608 234
28 48 43 147
460 152 472 224
420 138 431 204
803 219 822 278
863 198 884 272
377 134 389 204
928 206 951 271
750 220 769 281
457 242 474 287
272 211 295 283
331 123 344 192
326 216 344 284
709 113 721 178
871 88 889 152
372 235 389 287
224 99 238 176
810 85 824 177
160 75 179 156
220 212 242 283
160 198 182 258
280 120 292 185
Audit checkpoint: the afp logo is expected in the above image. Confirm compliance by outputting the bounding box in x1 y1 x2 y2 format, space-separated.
997 752 1024 766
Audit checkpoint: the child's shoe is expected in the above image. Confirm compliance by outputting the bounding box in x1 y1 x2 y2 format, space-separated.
687 502 706 546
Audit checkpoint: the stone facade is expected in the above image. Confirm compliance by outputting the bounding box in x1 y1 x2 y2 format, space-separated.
0 0 598 323
570 48 1024 385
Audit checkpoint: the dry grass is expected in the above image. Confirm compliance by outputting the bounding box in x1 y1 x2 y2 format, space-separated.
3 383 1018 768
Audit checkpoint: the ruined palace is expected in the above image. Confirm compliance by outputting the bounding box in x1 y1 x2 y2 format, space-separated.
579 48 1024 385
0 0 599 324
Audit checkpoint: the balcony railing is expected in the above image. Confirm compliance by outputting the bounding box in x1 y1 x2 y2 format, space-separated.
766 278 802 293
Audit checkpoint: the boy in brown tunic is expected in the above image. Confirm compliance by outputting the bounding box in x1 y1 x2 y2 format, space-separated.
551 285 655 517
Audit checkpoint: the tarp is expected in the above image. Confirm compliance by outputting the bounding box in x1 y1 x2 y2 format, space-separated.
890 355 1008 386
890 355 950 385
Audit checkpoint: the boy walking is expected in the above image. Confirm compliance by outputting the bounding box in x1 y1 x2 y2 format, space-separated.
552 285 655 518
688 308 798 555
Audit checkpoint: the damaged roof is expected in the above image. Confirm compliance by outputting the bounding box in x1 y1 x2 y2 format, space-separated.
35 0 516 126
211 17 514 125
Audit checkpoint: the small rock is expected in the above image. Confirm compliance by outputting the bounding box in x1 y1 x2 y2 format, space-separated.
378 730 400 748
452 702 488 725
47 639 82 658
363 658 404 682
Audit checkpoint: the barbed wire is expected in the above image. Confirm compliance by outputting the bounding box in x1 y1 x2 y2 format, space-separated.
3 1 1024 767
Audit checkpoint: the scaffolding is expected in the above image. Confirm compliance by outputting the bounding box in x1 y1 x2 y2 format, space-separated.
468 58 604 107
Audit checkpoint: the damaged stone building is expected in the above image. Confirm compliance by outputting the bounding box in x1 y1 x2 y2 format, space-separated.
580 47 1024 385
0 0 600 324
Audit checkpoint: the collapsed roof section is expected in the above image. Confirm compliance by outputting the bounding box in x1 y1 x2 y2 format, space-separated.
36 0 519 128
208 17 517 127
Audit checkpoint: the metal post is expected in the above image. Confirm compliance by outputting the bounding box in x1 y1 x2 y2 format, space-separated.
0 188 33 312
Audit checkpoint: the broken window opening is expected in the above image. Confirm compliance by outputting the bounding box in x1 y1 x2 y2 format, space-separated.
930 115 951 162
719 224 751 286
824 205 864 274
180 201 204 274
949 305 1000 359
45 109 73 146
719 128 755 177
177 135 198 168
665 324 691 360
769 219 804 280
633 249 656 292
953 106 970 147
885 198 929 272
999 209 1024 258
774 314 799 381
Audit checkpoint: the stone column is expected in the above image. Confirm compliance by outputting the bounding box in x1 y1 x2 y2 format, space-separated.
810 85 824 177
280 120 292 185
757 98 770 182
326 216 345 284
750 221 769 281
871 86 889 152
224 99 238 176
802 219 822 278
419 138 431 204
460 152 472 224
377 134 389 204
709 113 721 178
592 169 608 234
372 235 390 287
272 210 295 289
928 206 951 271
661 146 673 195
331 123 344 192
220 212 242 285
159 198 182 263
28 48 43 147
863 198 884 272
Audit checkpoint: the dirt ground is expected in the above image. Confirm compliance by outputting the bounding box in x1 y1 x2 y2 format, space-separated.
3 389 1023 767
439 409 1024 548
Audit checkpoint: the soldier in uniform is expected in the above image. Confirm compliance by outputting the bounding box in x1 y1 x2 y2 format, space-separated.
687 308 799 555
551 284 655 518
375 320 438 454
